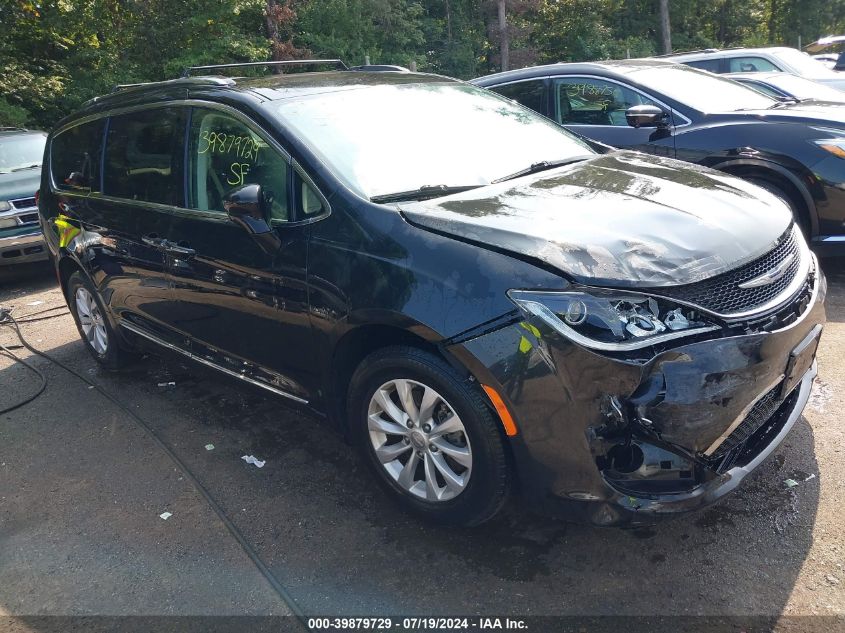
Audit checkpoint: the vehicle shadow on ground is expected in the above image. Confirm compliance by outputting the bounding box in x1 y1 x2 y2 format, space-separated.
0 261 56 297
819 256 845 324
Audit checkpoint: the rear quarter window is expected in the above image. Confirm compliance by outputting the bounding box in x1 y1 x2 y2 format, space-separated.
50 120 105 192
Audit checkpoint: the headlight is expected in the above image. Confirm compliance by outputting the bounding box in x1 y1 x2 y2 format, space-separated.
0 201 10 212
815 139 845 159
508 289 719 351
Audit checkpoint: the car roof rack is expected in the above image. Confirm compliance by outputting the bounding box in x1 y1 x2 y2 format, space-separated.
111 76 236 93
181 59 349 77
349 64 410 72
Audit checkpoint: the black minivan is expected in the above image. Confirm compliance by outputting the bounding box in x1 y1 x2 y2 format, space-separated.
39 62 825 526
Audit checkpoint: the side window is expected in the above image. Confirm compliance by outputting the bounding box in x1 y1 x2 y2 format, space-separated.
188 108 290 222
490 80 547 115
300 179 324 217
728 57 781 73
685 59 722 73
554 78 658 126
50 120 104 192
104 108 186 206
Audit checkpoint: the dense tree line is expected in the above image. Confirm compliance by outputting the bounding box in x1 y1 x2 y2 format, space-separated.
2 0 845 128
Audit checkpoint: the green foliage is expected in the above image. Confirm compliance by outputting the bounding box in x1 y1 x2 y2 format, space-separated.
297 0 425 65
4 0 845 129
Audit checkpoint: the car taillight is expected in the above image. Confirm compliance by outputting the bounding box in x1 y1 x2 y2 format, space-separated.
35 189 40 206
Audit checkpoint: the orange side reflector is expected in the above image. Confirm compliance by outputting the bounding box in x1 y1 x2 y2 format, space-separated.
482 384 518 436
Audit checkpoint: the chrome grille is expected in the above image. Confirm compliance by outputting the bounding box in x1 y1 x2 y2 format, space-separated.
10 196 36 210
649 227 801 316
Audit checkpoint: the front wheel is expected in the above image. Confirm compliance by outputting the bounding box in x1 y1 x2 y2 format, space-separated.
747 177 809 236
348 346 510 526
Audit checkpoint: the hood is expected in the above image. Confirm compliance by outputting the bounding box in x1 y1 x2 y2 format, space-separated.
0 167 41 202
399 151 792 288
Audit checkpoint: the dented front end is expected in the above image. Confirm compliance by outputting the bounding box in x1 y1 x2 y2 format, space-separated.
450 252 826 526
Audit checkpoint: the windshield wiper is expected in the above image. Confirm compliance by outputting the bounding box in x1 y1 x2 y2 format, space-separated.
10 163 41 172
370 184 482 204
492 156 593 184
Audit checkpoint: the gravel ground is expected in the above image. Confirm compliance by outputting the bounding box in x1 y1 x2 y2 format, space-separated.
0 259 843 627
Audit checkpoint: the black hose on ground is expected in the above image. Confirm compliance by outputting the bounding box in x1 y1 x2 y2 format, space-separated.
0 310 306 624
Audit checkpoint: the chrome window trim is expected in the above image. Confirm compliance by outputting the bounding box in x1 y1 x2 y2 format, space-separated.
550 74 693 128
49 99 332 225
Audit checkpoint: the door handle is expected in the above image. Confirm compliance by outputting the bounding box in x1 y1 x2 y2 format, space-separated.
163 240 196 258
142 234 165 248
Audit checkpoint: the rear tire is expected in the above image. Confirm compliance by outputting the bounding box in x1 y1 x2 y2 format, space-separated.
66 271 133 370
348 346 510 526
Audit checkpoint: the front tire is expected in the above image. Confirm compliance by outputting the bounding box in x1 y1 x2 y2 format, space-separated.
348 346 510 526
747 177 809 236
66 271 132 370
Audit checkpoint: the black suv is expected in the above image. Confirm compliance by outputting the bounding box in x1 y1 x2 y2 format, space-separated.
40 62 825 526
0 127 47 265
472 59 845 254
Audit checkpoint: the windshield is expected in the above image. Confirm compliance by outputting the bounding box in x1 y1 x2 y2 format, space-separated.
0 133 46 174
630 65 777 112
773 48 842 78
766 74 845 101
273 82 595 198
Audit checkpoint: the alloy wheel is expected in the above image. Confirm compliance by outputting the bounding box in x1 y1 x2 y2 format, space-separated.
367 378 472 502
75 287 109 355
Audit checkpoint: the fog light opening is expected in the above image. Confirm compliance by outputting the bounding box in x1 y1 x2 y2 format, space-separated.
607 443 645 474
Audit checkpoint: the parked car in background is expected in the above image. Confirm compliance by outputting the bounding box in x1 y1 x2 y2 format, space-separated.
0 128 47 265
39 62 825 527
726 72 845 104
472 59 845 254
660 47 845 89
805 36 845 71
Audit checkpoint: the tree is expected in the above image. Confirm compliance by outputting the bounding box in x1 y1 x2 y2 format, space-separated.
659 0 672 53
498 0 509 70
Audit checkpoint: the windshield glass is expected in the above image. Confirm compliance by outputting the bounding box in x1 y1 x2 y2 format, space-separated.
767 74 845 100
773 48 842 78
273 82 595 198
0 133 46 174
630 65 777 112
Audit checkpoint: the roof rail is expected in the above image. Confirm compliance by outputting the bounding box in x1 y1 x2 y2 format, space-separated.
182 59 348 77
349 64 410 72
111 76 235 93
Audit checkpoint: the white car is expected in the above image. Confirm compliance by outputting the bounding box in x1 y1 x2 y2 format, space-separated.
658 47 845 89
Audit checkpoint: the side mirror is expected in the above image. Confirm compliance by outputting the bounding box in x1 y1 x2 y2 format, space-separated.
625 105 669 129
223 183 272 235
223 183 281 255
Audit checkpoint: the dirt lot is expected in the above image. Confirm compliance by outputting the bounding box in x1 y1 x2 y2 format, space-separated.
1 259 844 627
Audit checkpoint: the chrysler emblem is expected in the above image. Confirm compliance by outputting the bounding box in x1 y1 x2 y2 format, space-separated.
737 253 795 289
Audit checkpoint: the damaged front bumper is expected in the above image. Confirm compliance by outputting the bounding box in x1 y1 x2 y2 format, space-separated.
450 258 826 526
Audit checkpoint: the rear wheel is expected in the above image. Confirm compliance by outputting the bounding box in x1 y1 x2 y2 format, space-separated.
348 346 510 526
67 271 132 369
